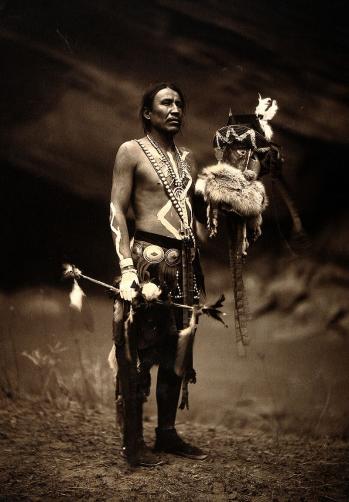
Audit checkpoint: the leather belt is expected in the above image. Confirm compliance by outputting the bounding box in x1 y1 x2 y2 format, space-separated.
134 230 191 250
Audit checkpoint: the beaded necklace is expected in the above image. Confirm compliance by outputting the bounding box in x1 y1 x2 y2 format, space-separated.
136 138 195 246
146 134 189 201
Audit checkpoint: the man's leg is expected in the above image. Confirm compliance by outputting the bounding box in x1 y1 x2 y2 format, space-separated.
156 365 182 429
154 338 208 460
113 300 140 466
114 300 163 467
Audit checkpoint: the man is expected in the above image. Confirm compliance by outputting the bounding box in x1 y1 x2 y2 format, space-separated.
110 82 207 467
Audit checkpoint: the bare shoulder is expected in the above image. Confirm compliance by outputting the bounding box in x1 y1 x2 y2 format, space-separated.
116 140 142 161
113 140 143 176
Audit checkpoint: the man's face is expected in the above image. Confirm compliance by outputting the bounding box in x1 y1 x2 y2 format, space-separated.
145 88 184 135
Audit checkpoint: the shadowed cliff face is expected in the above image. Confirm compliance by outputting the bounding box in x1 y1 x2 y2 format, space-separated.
1 0 349 288
1 2 349 443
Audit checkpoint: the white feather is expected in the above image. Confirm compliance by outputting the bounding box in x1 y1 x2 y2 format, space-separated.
69 279 85 311
255 94 278 140
258 120 274 141
255 95 278 120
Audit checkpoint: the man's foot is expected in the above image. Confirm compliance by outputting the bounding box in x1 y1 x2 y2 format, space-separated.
121 441 165 467
154 427 208 460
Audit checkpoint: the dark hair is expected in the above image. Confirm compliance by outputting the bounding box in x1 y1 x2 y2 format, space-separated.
139 82 186 133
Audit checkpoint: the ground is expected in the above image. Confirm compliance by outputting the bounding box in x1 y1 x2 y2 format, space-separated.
1 399 348 501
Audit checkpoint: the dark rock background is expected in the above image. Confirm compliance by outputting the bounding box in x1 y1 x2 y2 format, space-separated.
1 0 348 288
1 1 349 434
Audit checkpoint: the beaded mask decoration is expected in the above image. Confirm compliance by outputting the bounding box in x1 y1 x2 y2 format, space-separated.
213 95 279 163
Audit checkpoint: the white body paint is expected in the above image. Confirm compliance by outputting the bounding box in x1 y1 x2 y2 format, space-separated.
157 200 182 239
110 202 125 260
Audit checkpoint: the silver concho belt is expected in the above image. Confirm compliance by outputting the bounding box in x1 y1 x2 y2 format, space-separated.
143 244 182 266
143 244 165 264
132 241 194 266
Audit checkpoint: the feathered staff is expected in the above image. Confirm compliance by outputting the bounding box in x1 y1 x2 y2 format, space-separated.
196 95 305 356
63 263 229 373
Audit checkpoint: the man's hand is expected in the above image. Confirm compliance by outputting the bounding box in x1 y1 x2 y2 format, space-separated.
119 271 139 302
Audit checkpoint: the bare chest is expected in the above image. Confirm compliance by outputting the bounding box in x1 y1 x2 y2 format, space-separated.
134 157 165 194
134 154 192 198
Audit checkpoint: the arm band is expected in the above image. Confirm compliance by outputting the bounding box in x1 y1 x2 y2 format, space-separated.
121 267 137 275
120 258 134 269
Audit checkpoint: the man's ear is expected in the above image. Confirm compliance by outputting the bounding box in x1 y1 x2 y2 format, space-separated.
143 108 151 120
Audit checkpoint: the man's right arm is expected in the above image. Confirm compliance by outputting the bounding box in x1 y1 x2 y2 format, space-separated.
110 142 138 301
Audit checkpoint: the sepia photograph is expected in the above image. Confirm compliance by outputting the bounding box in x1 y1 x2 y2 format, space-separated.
1 1 349 500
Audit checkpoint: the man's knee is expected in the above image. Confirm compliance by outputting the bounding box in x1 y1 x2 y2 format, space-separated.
157 366 182 394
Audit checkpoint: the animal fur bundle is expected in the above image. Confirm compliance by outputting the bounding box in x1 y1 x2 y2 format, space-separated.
196 163 268 219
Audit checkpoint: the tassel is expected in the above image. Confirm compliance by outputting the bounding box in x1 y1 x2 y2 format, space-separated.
179 368 196 410
207 204 219 238
123 306 134 362
179 379 189 410
174 312 197 377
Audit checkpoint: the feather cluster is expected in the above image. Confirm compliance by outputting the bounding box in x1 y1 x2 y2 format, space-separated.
141 282 162 301
255 94 278 141
255 94 278 121
201 294 228 327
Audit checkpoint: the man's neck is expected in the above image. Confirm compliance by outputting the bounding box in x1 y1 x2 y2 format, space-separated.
147 129 176 152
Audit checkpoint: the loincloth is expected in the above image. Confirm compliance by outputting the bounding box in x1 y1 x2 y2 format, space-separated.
131 230 201 353
113 230 204 398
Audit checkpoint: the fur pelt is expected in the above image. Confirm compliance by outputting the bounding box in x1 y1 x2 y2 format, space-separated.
174 312 197 377
196 163 268 218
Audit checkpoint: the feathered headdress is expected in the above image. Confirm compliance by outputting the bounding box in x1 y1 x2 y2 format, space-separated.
213 94 278 161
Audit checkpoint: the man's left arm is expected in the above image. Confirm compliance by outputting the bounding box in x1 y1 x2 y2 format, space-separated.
186 150 207 226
